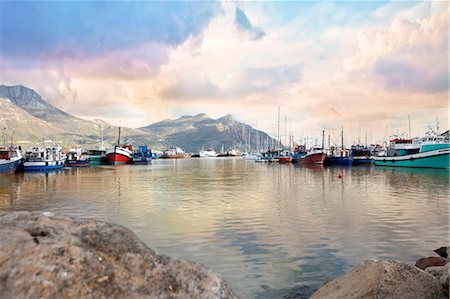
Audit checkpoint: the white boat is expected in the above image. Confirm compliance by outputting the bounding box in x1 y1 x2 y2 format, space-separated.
199 148 218 157
242 152 260 160
0 147 22 175
23 146 66 171
105 145 133 165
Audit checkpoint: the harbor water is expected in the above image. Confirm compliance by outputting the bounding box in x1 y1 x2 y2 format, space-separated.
1 158 448 298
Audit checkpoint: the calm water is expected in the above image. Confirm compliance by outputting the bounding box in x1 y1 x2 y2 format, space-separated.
1 158 449 298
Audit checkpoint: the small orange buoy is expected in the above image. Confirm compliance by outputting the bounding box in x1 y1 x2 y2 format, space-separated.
337 171 343 179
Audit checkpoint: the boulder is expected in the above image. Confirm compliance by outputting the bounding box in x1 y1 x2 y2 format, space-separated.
434 247 449 259
438 264 449 295
416 257 447 270
310 260 445 299
0 211 238 299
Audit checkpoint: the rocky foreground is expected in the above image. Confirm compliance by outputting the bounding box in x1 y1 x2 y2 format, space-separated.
0 211 448 299
0 211 238 299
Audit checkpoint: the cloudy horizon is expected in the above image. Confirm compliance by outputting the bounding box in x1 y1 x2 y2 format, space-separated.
1 1 448 145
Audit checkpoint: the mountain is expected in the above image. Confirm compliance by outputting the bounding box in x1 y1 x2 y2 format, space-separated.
0 85 154 146
140 113 276 152
0 84 276 152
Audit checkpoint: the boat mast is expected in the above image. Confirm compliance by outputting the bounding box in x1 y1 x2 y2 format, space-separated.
2 127 6 147
408 114 411 138
277 105 280 149
117 127 121 145
436 116 439 135
321 130 325 150
341 126 344 149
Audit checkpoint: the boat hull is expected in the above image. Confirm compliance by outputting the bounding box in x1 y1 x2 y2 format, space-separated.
325 156 352 166
0 158 22 175
65 160 90 167
23 161 65 171
279 157 292 163
352 157 373 165
374 148 449 169
301 153 326 164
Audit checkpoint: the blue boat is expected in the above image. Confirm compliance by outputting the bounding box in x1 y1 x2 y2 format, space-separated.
350 145 373 165
65 148 90 167
291 145 307 163
132 145 152 164
23 146 65 171
0 147 22 175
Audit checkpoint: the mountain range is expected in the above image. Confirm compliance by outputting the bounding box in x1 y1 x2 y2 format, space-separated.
0 85 276 152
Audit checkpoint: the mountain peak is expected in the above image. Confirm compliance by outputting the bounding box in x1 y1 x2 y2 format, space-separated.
219 114 235 122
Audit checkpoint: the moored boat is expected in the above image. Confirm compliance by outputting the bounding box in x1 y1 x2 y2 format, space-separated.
0 147 22 175
199 148 218 157
85 148 106 165
160 147 190 158
350 145 373 165
325 147 352 166
132 146 152 164
23 146 65 171
292 145 307 163
105 145 132 165
374 131 449 169
65 148 90 167
301 145 327 164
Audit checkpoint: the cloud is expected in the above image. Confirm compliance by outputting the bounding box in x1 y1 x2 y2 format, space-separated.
234 7 265 40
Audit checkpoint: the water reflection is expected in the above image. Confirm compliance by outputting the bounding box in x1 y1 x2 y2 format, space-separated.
0 159 448 298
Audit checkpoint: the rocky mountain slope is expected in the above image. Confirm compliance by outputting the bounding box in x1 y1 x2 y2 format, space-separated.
0 84 275 152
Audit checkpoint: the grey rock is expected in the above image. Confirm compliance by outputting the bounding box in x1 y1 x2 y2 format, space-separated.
0 211 238 299
310 260 445 299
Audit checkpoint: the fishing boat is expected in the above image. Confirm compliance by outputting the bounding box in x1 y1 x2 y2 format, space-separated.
105 145 132 165
85 148 106 165
301 145 327 164
291 145 307 163
160 147 190 158
105 127 133 165
132 146 152 164
325 147 352 166
242 152 259 160
278 150 292 163
0 147 22 175
227 148 241 156
350 145 373 165
65 148 90 167
199 148 218 157
374 131 449 169
23 146 66 171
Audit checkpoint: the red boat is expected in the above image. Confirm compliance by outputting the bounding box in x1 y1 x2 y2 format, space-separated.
301 146 327 164
105 145 132 165
279 156 293 163
105 127 132 165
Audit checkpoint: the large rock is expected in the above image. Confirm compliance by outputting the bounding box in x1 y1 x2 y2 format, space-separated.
416 257 447 270
0 211 238 299
434 247 449 259
310 260 445 299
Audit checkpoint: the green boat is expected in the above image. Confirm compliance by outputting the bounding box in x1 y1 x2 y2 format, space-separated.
374 133 449 169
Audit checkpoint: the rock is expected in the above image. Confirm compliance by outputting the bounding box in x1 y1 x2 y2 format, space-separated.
438 264 449 295
434 247 449 258
426 265 446 280
0 211 238 299
416 257 447 270
310 260 445 299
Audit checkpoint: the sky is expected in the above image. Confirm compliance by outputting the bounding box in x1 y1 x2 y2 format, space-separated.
0 1 448 145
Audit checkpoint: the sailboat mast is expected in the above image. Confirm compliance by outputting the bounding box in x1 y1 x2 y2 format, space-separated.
277 106 280 149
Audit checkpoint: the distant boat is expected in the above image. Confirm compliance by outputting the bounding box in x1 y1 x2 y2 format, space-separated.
199 148 218 157
301 145 327 164
132 146 151 164
292 145 307 163
0 146 22 175
105 145 132 165
374 131 449 169
227 148 241 156
350 145 373 165
325 147 352 166
242 152 259 160
160 147 190 159
23 146 65 171
65 148 90 167
85 148 106 165
105 127 132 165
